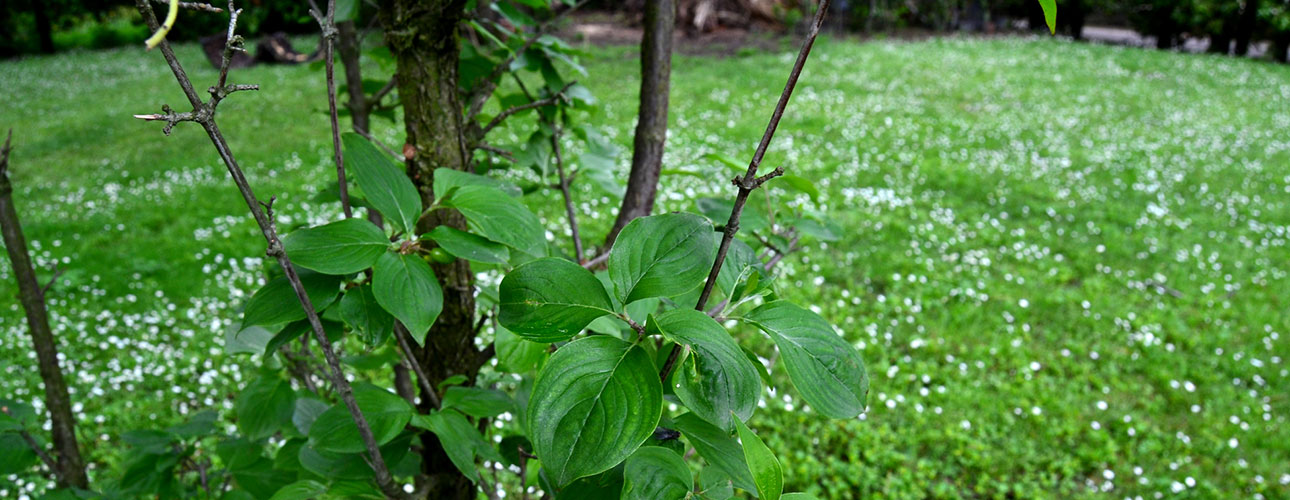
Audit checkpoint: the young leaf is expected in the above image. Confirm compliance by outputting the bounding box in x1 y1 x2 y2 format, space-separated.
609 213 716 303
743 301 869 419
734 417 783 500
241 272 342 328
343 132 422 234
433 168 522 199
441 185 545 257
1039 0 1057 34
528 336 662 486
499 257 615 342
282 218 389 275
425 226 510 265
621 447 693 500
307 383 413 454
441 386 515 418
339 284 395 346
649 309 761 433
235 376 295 440
372 251 443 344
671 413 756 493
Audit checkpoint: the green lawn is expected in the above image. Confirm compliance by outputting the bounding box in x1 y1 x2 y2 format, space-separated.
2 35 1288 499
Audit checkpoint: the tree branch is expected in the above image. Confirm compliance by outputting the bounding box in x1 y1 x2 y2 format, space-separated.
131 2 406 497
660 0 830 383
464 0 592 120
394 322 442 410
309 0 352 219
550 124 584 262
151 0 223 12
474 81 575 141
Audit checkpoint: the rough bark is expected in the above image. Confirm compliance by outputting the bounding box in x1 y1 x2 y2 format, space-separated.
605 0 674 248
0 134 89 489
378 1 480 497
336 20 372 134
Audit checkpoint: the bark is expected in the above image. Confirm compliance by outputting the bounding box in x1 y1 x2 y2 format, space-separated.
336 20 372 134
605 0 674 248
32 0 54 54
1234 0 1259 56
0 135 89 489
378 1 480 497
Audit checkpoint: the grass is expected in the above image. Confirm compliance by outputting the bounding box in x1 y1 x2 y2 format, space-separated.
2 34 1289 499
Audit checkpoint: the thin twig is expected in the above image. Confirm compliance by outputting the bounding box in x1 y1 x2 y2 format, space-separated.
151 0 223 12
40 262 63 297
476 81 575 140
369 74 398 107
309 0 351 218
394 322 442 409
550 124 584 262
660 0 830 383
131 1 406 497
477 143 516 162
355 128 402 160
580 251 609 270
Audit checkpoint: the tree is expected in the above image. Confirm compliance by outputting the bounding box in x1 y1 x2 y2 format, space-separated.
9 0 1054 498
605 0 674 248
0 131 89 489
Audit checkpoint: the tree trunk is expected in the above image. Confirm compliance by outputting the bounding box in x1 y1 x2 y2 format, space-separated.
0 136 88 489
1209 33 1231 54
336 21 371 134
32 0 55 54
605 0 674 248
1234 0 1259 56
378 1 480 498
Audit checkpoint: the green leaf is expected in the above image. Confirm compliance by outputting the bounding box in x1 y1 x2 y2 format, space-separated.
649 309 761 433
702 152 746 174
236 376 295 440
441 185 545 257
776 175 819 202
699 466 736 500
308 383 413 454
696 197 769 233
226 323 275 356
344 132 422 234
528 336 662 486
671 413 756 493
441 386 515 418
734 417 782 500
0 399 35 432
782 493 820 500
743 301 869 419
340 284 395 346
609 213 716 303
621 447 693 500
426 226 510 265
298 432 414 481
410 409 494 483
495 325 547 373
715 238 769 309
499 257 616 342
265 319 343 356
434 169 522 199
292 397 330 435
1039 0 1057 34
242 272 342 329
0 433 37 474
372 251 443 344
268 479 328 500
283 218 389 275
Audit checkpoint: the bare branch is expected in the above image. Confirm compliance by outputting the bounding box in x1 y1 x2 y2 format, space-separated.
550 124 584 262
152 0 223 12
132 1 407 497
368 74 399 107
476 143 515 162
660 0 831 384
309 0 352 218
354 128 402 160
394 323 442 410
580 250 609 270
40 263 63 297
